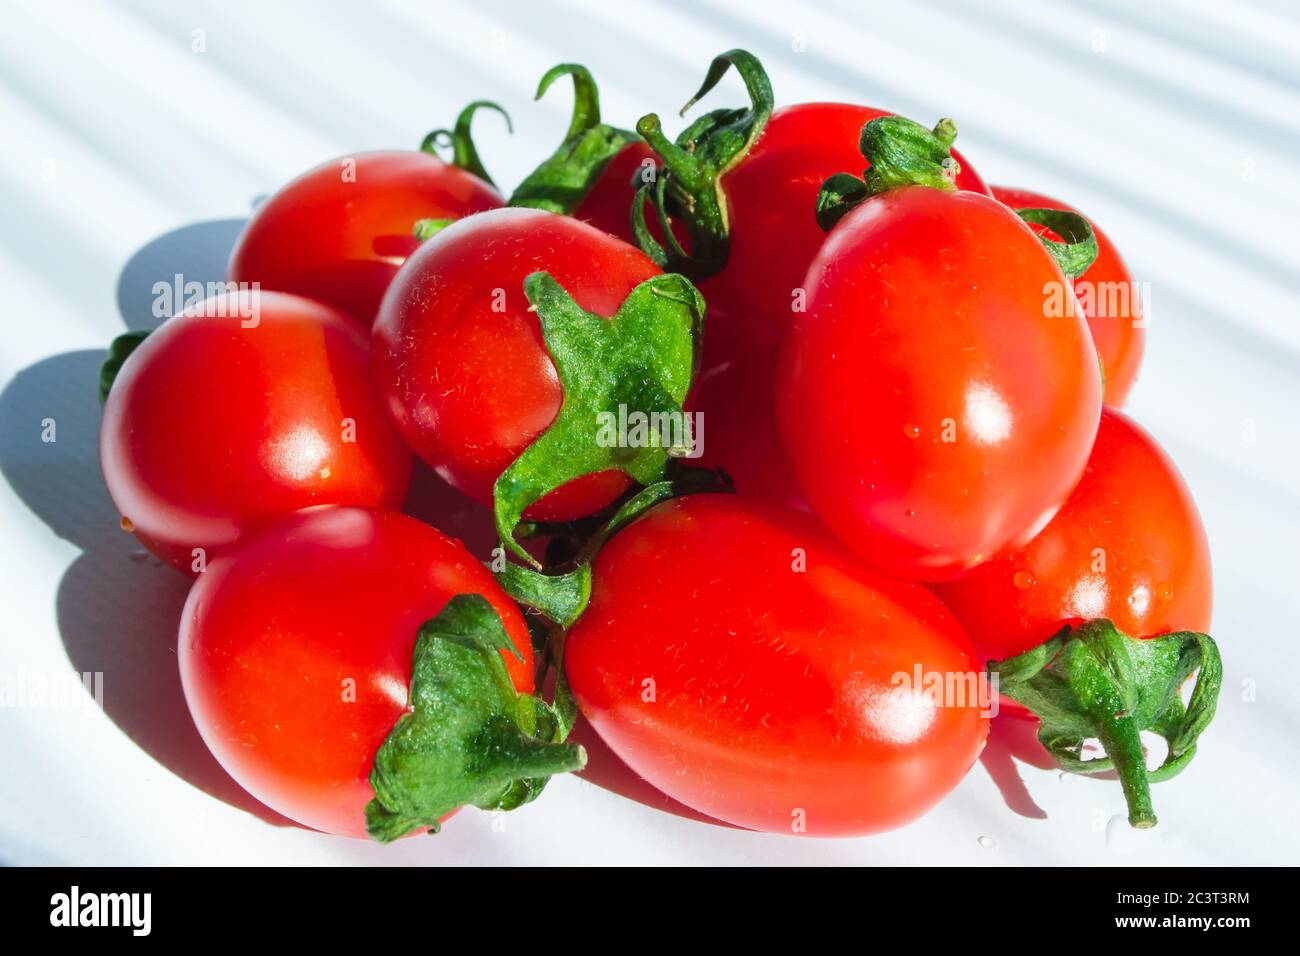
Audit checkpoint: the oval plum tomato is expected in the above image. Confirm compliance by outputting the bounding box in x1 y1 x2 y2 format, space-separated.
565 494 989 836
372 207 663 521
703 102 991 339
229 151 502 326
934 407 1211 661
178 507 534 838
778 186 1103 582
676 105 992 506
100 291 412 571
993 186 1145 406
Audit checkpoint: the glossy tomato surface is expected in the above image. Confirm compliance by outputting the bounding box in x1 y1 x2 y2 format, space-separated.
993 185 1145 406
690 104 990 505
934 408 1211 660
178 507 534 838
229 151 503 326
703 102 991 337
100 292 412 571
778 186 1102 582
372 207 661 520
565 494 989 836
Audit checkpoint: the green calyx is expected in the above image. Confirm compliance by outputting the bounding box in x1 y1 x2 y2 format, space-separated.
1015 207 1100 280
495 561 592 630
989 619 1222 829
421 100 513 187
509 64 643 215
632 48 774 276
816 115 960 231
412 218 456 242
99 330 149 404
493 271 705 568
365 594 586 843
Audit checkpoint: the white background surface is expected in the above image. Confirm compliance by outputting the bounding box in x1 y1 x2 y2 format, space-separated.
2 0 1298 865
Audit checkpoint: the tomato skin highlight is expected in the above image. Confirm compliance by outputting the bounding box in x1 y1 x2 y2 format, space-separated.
565 494 989 836
178 507 534 838
778 186 1103 582
372 207 662 520
229 151 503 326
934 407 1211 661
992 186 1145 407
100 292 413 572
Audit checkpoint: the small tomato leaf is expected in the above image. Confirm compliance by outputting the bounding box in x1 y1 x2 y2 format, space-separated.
495 561 592 628
816 116 960 229
509 64 642 216
989 619 1222 829
99 330 149 404
492 270 704 567
634 49 773 276
1015 207 1100 280
365 594 586 843
420 100 512 187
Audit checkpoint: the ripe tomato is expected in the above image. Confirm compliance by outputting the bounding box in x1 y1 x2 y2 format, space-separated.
993 186 1145 406
100 291 412 572
778 186 1102 582
934 407 1211 661
229 151 502 326
565 494 989 836
677 103 990 504
178 507 534 838
372 207 662 521
700 102 991 339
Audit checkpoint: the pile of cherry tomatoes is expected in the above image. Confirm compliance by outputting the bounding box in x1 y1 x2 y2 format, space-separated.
99 50 1219 840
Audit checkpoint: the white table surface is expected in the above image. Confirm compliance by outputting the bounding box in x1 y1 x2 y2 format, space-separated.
2 0 1297 865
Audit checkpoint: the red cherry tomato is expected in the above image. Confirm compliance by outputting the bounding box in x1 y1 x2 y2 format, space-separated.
690 105 990 504
934 408 1211 661
101 292 412 571
777 186 1102 582
372 207 662 520
178 507 533 837
993 186 1145 406
703 103 991 339
229 151 502 326
565 494 989 836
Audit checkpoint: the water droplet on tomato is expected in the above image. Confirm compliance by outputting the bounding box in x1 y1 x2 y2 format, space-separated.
1013 570 1036 590
1156 582 1173 602
119 516 134 533
903 422 920 439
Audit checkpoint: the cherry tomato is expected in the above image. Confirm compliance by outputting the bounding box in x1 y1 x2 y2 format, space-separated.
565 494 989 836
993 186 1145 406
372 207 661 520
101 291 412 571
229 151 502 326
703 103 991 339
934 407 1211 661
690 104 990 504
178 507 533 837
777 186 1102 582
